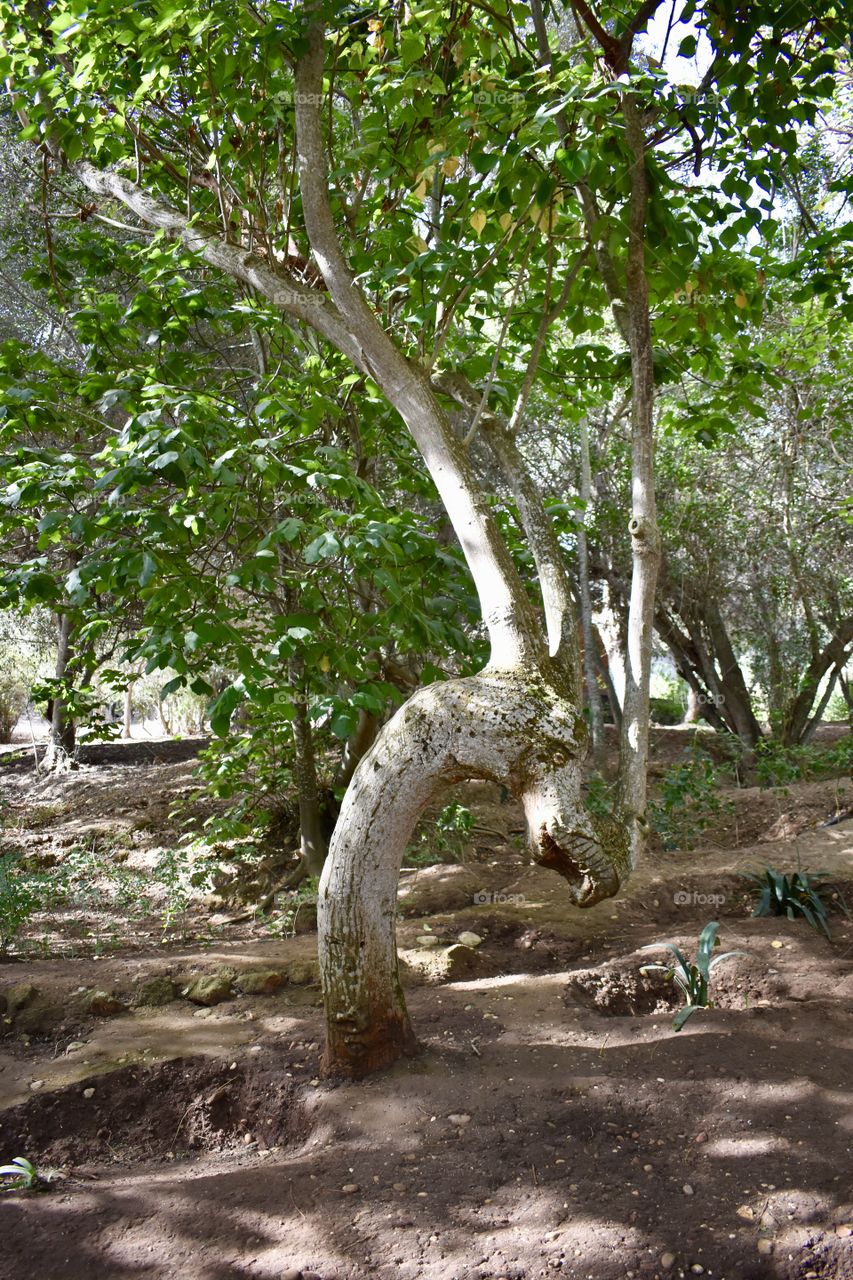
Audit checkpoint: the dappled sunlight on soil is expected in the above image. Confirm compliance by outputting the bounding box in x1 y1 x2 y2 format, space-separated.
1 732 851 1279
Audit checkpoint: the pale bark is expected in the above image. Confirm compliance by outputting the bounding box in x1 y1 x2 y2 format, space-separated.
616 94 661 864
43 612 76 772
320 670 629 1076
293 28 541 675
292 20 635 1077
577 416 606 767
431 370 580 689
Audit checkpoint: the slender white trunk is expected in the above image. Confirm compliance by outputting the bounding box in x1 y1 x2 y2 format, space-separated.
617 96 661 863
577 417 606 767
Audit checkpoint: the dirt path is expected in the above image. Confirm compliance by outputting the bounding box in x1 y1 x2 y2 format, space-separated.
1 744 851 1280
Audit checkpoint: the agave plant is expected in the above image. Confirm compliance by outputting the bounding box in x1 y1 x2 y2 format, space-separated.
742 867 835 937
0 1157 42 1192
640 921 747 1031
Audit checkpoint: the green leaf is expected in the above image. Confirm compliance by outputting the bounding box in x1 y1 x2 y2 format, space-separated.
209 685 243 737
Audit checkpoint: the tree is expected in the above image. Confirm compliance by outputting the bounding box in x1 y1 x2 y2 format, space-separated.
1 0 847 1075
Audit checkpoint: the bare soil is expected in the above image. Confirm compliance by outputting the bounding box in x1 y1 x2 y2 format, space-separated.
1 729 851 1280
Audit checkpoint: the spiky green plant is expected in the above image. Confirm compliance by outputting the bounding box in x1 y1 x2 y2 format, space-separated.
0 1157 43 1192
742 868 838 937
640 922 747 1030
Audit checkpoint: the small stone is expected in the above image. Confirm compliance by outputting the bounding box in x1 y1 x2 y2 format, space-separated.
29 1079 44 1091
242 1133 253 1145
690 1267 705 1275
736 1205 755 1221
415 936 440 948
86 991 125 1017
134 975 177 1007
660 1252 676 1270
235 969 284 995
682 1183 694 1196
184 973 235 1006
6 984 38 1017
83 1087 95 1099
284 961 318 986
193 1007 214 1019
757 1238 773 1256
65 1041 85 1053
341 1183 359 1194
643 1164 653 1172
457 931 483 948
834 1224 853 1237
448 1113 471 1126
694 1131 708 1144
392 1182 407 1191
771 940 784 949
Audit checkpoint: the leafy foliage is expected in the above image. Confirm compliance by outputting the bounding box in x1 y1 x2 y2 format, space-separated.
0 852 54 954
648 750 730 851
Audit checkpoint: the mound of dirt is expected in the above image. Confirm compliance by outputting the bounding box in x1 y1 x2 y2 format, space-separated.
564 961 679 1015
563 949 790 1017
0 1051 309 1168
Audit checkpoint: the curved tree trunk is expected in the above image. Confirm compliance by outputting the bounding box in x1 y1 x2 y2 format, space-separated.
334 707 380 791
319 669 629 1077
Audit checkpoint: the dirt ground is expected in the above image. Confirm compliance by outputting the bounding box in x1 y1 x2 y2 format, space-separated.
1 730 851 1280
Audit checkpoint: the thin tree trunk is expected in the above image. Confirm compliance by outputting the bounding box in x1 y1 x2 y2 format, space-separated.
122 683 133 739
44 612 76 771
592 633 623 733
577 416 606 768
801 666 841 745
334 708 380 791
291 693 328 878
783 620 853 744
703 601 764 747
617 94 661 863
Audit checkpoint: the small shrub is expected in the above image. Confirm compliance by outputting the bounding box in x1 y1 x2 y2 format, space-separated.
640 921 747 1030
649 751 729 850
0 853 52 954
404 802 474 868
753 736 853 788
268 876 321 937
743 867 843 938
